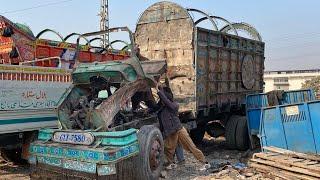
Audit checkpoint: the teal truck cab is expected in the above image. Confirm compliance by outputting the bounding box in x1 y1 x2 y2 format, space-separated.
29 27 166 180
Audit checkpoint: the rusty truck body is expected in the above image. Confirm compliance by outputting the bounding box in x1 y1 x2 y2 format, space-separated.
135 1 265 150
29 27 166 180
28 2 264 179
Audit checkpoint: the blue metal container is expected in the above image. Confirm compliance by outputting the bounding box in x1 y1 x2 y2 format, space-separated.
260 100 320 154
245 89 315 147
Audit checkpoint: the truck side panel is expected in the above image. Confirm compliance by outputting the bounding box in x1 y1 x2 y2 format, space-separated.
0 110 58 134
135 2 196 113
195 28 264 111
0 65 71 134
135 1 265 116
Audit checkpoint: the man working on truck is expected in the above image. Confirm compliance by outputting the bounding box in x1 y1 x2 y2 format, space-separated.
155 83 211 171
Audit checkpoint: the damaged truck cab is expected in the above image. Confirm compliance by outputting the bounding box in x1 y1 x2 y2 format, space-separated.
29 27 166 180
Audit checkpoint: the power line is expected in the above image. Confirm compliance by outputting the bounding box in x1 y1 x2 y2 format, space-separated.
2 0 74 14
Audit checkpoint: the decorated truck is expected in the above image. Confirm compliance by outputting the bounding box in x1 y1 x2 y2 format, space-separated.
0 16 129 162
29 1 265 179
29 27 166 179
135 1 265 150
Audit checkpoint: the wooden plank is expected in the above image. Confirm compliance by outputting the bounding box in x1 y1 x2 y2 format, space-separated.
249 162 317 180
250 158 320 178
305 161 318 166
291 158 305 162
254 153 320 173
265 152 279 157
263 146 320 162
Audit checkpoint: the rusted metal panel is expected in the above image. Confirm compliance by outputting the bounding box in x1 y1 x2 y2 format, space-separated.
195 28 264 110
136 1 265 115
135 2 196 113
94 79 149 130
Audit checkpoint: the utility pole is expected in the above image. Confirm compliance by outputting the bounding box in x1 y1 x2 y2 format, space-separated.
99 0 109 48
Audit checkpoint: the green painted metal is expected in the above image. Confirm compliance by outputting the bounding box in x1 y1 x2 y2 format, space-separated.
29 27 158 176
0 116 56 125
98 90 109 99
72 60 138 84
37 128 138 146
38 129 55 141
93 128 136 137
97 164 116 176
37 156 97 174
30 141 139 164
30 128 139 174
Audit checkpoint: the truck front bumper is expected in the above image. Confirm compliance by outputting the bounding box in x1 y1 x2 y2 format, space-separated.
29 128 139 176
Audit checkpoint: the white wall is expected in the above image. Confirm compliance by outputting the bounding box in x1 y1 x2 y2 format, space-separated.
263 72 320 92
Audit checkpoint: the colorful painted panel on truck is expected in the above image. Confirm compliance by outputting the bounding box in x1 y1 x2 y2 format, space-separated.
0 15 133 135
0 15 129 68
0 65 71 134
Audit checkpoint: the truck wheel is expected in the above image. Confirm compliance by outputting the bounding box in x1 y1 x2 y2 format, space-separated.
225 116 239 149
190 126 205 144
235 117 250 151
136 125 164 180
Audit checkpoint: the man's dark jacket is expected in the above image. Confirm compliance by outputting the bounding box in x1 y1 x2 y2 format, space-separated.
156 89 182 139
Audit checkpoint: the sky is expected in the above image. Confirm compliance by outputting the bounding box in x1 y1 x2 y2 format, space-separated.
1 0 320 71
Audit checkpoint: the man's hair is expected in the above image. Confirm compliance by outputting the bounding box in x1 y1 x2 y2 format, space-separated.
163 87 174 101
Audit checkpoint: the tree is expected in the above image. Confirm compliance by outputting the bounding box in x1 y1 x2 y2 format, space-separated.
301 76 320 98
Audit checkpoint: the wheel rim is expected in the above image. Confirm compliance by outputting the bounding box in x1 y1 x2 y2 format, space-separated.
149 138 161 171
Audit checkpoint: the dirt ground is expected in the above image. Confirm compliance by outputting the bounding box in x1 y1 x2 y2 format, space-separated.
0 137 273 180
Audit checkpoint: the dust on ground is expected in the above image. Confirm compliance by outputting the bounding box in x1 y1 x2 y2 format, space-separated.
0 137 273 180
0 158 30 180
162 136 273 180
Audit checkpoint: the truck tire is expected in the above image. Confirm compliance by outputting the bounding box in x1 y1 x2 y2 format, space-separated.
235 117 250 151
225 116 239 149
190 126 205 144
136 125 164 180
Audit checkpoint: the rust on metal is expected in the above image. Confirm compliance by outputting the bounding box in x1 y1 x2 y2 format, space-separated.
94 79 149 130
135 1 265 115
220 22 262 41
135 1 196 112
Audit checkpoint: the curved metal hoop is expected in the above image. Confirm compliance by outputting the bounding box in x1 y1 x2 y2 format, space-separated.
186 8 218 31
86 38 129 50
86 37 103 46
121 45 130 51
195 15 238 36
220 22 262 41
107 40 129 49
64 33 90 44
36 29 64 41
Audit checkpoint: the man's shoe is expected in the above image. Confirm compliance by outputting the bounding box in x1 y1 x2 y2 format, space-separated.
177 159 185 165
198 163 211 171
165 163 177 170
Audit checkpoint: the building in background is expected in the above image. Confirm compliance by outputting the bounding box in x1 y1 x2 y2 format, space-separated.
264 69 320 92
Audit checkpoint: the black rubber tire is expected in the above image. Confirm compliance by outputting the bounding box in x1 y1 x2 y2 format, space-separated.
136 125 164 180
189 126 205 144
235 117 250 151
225 116 240 149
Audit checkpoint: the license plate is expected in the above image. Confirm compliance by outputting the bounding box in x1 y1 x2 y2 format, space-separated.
52 131 95 145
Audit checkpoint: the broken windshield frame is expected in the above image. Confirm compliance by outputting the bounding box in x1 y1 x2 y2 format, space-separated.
75 27 136 61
